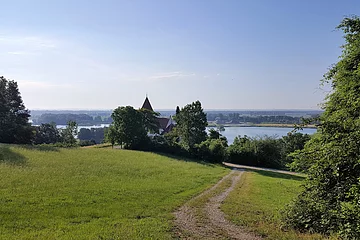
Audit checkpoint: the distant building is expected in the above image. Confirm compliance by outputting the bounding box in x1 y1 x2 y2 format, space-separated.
141 97 176 135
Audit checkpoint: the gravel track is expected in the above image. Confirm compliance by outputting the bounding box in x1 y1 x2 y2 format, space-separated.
174 169 262 240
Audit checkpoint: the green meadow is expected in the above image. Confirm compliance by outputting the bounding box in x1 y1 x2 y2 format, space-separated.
0 145 228 239
222 171 330 240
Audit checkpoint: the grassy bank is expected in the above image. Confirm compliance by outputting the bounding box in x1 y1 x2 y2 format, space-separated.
221 171 330 239
0 145 228 239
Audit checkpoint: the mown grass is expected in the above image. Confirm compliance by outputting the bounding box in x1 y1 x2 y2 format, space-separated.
222 171 332 240
0 145 228 239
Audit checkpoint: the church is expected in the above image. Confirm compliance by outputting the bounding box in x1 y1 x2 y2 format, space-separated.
141 97 176 135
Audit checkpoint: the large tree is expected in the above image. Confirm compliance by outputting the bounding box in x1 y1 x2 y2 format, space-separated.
283 16 360 238
111 106 147 149
139 108 160 134
174 101 207 149
0 76 33 144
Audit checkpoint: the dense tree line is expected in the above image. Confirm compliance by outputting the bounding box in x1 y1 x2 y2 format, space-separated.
78 128 106 144
32 113 112 125
33 121 78 146
32 112 312 126
207 113 305 124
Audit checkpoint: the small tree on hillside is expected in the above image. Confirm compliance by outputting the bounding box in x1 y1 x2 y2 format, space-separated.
174 101 207 149
106 125 117 148
0 76 33 144
60 121 78 145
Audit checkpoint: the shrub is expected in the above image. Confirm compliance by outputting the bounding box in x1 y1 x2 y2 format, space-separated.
79 139 97 147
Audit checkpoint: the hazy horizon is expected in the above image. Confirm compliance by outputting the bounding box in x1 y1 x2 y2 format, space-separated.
30 108 323 111
2 0 358 110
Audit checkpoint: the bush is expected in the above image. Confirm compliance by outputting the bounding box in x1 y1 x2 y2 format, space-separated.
79 139 97 147
227 135 283 169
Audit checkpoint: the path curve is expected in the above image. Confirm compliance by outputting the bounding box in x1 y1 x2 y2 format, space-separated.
174 169 262 239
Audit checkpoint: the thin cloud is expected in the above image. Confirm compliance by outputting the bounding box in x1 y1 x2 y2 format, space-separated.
7 51 30 55
18 80 71 89
149 72 195 80
0 35 57 55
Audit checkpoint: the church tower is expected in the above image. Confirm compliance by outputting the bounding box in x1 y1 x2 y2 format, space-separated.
141 96 154 111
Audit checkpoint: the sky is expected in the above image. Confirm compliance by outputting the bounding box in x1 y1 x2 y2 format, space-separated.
1 0 359 110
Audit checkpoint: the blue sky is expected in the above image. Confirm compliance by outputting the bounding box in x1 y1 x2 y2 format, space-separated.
0 0 358 110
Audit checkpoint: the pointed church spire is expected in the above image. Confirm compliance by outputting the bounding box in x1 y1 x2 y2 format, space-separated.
141 95 154 111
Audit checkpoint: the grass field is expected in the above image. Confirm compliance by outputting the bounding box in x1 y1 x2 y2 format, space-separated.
221 171 330 239
0 145 228 239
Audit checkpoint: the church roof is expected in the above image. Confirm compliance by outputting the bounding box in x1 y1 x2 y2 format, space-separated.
141 97 153 111
158 117 170 130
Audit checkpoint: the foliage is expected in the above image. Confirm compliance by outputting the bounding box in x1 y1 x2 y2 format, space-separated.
111 106 148 149
0 145 227 239
79 139 97 146
227 135 284 169
33 122 62 144
0 76 33 144
32 113 112 125
105 124 117 148
283 16 360 238
139 108 160 133
174 101 207 149
196 138 228 163
207 113 307 124
60 120 78 145
208 128 221 139
281 132 311 168
78 127 106 144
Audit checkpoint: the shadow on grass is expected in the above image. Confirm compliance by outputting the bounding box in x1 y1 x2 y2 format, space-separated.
241 168 306 181
153 152 218 167
19 144 60 152
0 145 28 166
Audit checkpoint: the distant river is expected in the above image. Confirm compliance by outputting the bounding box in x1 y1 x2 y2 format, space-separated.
208 127 316 144
56 124 316 145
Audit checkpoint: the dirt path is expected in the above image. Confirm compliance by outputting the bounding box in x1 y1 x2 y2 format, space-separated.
223 162 304 176
174 169 262 240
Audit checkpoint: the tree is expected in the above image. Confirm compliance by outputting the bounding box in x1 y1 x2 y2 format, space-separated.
0 76 33 144
283 16 360 238
111 106 147 149
94 116 103 122
78 128 92 141
280 132 311 168
176 106 180 115
216 124 225 133
105 125 117 148
60 121 78 145
139 108 160 133
34 122 62 144
174 101 207 149
208 128 221 139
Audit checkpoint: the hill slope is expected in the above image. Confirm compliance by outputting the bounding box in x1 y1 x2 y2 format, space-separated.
0 145 228 239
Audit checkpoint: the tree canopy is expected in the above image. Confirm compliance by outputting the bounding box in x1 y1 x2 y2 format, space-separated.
111 106 148 149
283 16 360 238
0 76 33 144
174 101 207 149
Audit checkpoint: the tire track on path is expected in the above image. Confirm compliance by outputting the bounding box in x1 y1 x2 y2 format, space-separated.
174 169 262 240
